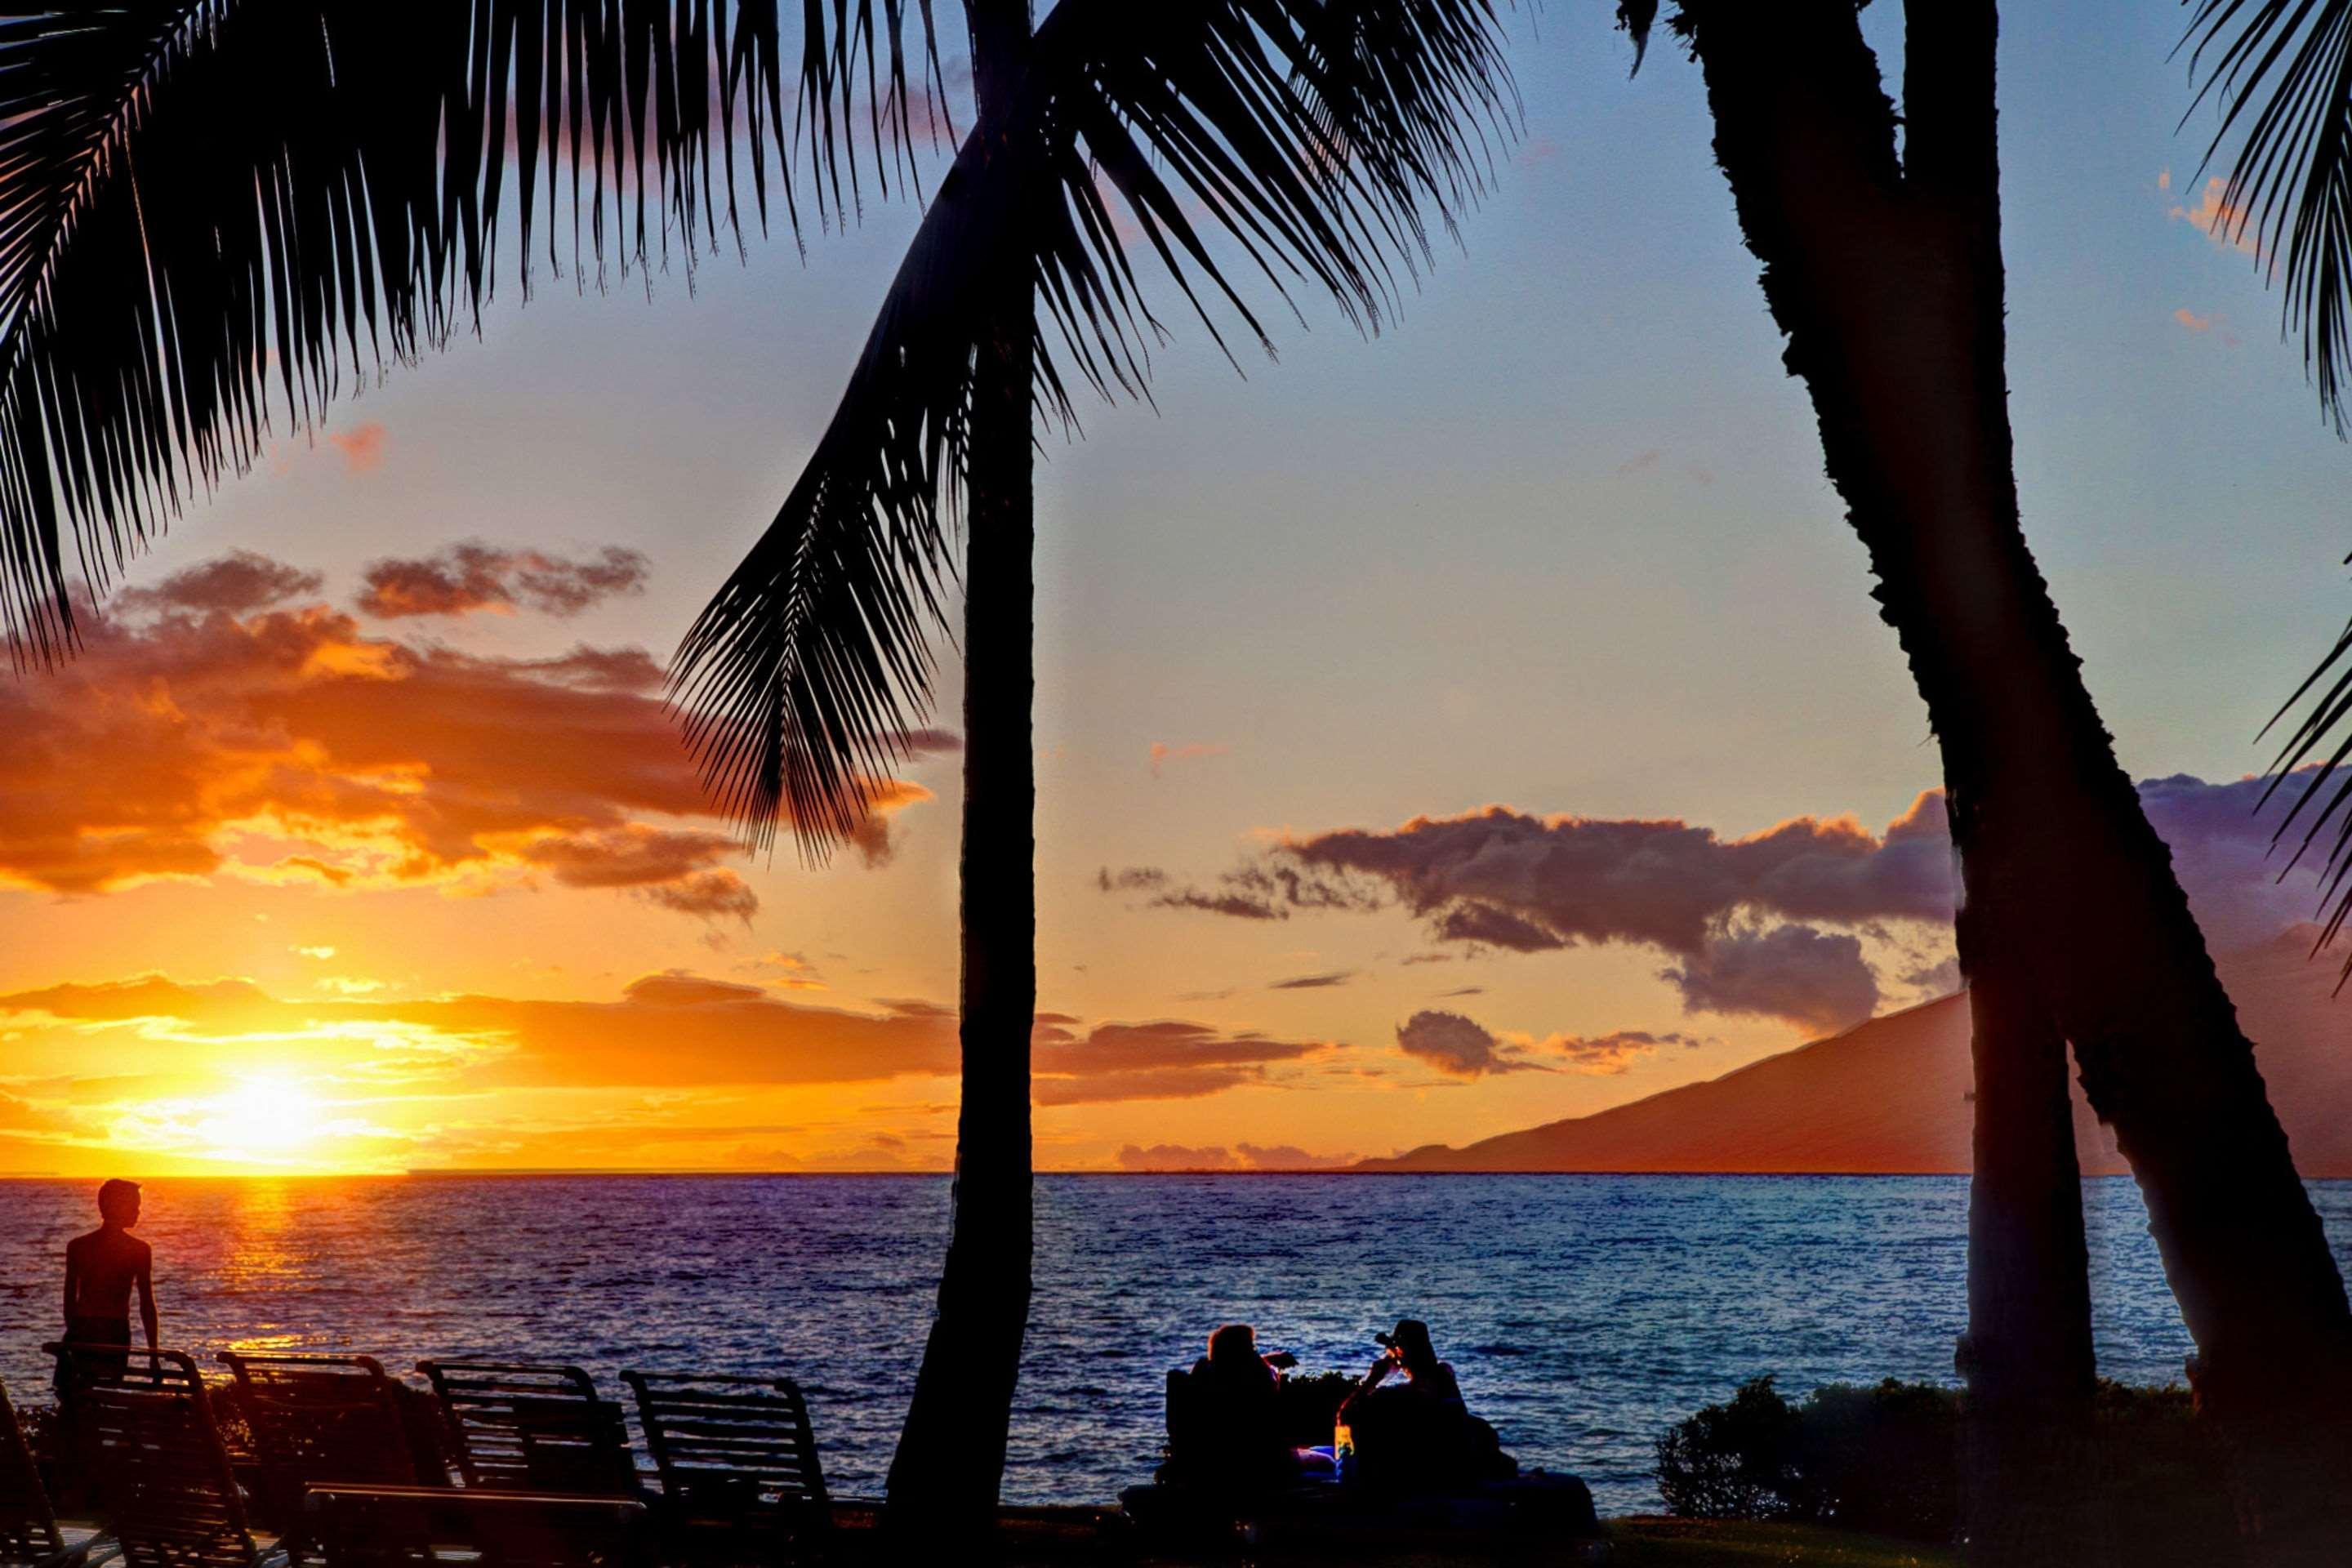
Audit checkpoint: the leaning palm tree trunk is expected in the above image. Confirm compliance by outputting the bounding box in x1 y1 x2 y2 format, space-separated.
1677 1 2352 1560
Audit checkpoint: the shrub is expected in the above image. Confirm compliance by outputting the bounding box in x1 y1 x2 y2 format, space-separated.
1656 1374 2236 1554
1655 1375 1808 1521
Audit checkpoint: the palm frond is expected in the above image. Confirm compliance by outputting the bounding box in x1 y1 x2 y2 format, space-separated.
2181 0 2352 430
0 1 967 665
2259 552 2352 989
671 0 1517 857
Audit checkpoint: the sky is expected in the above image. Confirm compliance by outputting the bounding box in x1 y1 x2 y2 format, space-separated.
2 2 2348 1176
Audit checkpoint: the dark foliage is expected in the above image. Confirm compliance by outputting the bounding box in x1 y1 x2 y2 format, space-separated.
670 0 1518 856
1656 1376 2238 1555
2260 561 2352 987
0 3 818 665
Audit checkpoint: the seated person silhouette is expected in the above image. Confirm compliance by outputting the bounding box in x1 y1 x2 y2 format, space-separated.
57 1178 156 1395
1339 1318 1512 1490
1167 1323 1325 1488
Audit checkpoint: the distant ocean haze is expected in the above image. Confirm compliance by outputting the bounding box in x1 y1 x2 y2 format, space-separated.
6 1173 2347 1513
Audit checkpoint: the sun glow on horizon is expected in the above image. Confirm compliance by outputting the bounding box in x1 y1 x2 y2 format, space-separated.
194 1079 325 1165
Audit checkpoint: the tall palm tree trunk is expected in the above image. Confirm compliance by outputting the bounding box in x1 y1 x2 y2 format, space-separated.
1956 894 2107 1566
1683 1 2352 1558
884 1 1037 1549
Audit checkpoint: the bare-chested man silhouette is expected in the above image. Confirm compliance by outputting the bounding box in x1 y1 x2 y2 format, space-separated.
60 1179 155 1384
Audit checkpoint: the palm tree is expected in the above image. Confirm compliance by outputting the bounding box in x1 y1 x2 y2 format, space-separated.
1622 2 2352 1560
2188 2 2352 988
667 3 1511 1541
0 1 1511 1545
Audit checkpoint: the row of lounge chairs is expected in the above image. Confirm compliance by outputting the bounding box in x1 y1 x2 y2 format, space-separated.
6 1344 832 1568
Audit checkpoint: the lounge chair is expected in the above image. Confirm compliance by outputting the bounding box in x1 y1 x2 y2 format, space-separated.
618 1373 830 1563
219 1354 434 1555
0 1377 113 1568
38 1346 202 1520
73 1362 285 1568
413 1364 634 1499
305 1485 648 1568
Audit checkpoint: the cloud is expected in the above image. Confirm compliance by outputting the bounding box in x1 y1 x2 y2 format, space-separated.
1617 449 1661 476
115 551 324 617
1127 794 1956 955
354 543 651 619
327 422 387 473
1113 1141 1352 1171
1118 773 2341 1030
1031 1018 1330 1104
1900 955 1963 997
1528 1028 1703 1075
0 973 1326 1118
642 871 760 922
2168 176 2260 256
1394 1009 1547 1079
1659 924 1878 1035
1270 969 1354 990
2175 307 2214 333
1149 742 1229 777
0 555 942 915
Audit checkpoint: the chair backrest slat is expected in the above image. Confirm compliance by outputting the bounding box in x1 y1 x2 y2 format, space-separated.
620 1371 828 1523
0 1378 65 1568
77 1356 256 1568
416 1361 634 1498
221 1352 427 1554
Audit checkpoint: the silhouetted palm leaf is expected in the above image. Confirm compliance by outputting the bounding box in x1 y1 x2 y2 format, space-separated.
0 2 964 664
2182 0 2352 427
2261 553 2352 987
671 0 1516 857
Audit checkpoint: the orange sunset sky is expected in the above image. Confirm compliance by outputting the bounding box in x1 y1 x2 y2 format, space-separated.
3 4 2349 1178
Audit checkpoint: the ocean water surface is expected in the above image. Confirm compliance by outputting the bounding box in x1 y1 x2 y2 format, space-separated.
4 1174 2348 1513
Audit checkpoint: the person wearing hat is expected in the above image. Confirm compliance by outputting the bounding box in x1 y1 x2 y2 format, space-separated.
1339 1317 1513 1490
1347 1319 1464 1417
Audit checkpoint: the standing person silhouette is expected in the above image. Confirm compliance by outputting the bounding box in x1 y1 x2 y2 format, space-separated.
59 1179 155 1388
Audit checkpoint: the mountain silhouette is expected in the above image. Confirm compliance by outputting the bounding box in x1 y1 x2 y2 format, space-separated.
1356 929 2352 1174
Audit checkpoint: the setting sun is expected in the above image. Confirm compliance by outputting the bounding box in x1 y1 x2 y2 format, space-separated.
196 1080 323 1163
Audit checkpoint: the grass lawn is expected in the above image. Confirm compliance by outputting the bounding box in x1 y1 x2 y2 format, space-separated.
1604 1517 1958 1567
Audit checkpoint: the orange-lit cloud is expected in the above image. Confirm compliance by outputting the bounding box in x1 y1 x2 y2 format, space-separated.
0 973 1327 1107
1114 1142 1354 1170
355 543 650 619
0 555 945 919
2176 307 2214 332
2168 176 2261 256
1148 741 1229 777
327 422 388 473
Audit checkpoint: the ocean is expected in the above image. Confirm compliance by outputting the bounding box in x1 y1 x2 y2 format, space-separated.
5 1174 2348 1514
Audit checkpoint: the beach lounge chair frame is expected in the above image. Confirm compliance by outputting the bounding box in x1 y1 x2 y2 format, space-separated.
0 1376 114 1568
305 1484 648 1568
38 1344 203 1526
219 1353 432 1556
617 1372 829 1561
72 1356 284 1568
413 1363 635 1499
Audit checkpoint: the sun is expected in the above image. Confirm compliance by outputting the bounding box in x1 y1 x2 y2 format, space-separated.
198 1079 324 1161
